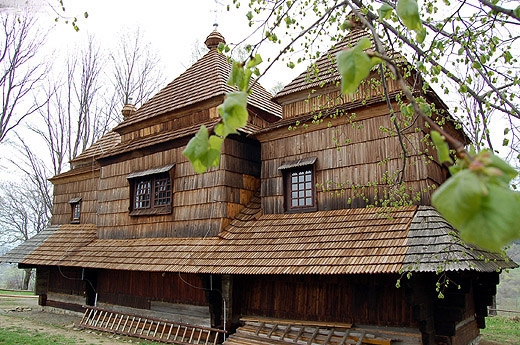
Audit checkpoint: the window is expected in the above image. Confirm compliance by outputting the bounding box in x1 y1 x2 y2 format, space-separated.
69 197 82 223
279 157 317 212
127 165 174 216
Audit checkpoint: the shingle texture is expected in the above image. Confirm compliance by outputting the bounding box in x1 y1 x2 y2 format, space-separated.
3 200 516 274
275 29 367 99
113 31 281 133
404 206 515 272
69 131 120 165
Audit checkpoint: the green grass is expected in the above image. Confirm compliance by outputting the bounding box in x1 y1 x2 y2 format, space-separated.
0 289 34 296
0 325 161 345
481 316 520 344
0 326 76 345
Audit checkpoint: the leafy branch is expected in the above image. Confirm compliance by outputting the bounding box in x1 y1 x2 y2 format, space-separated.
183 0 520 251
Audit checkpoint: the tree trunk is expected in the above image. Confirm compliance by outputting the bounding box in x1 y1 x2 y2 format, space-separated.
22 268 32 290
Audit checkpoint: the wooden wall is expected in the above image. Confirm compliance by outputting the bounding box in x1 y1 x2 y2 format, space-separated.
50 169 99 225
258 101 448 213
96 270 209 308
276 74 402 119
97 135 260 239
407 272 484 345
232 274 416 327
46 266 85 296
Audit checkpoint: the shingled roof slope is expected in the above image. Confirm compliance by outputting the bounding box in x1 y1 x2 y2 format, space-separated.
1 224 97 265
114 31 281 132
5 199 515 274
70 131 120 165
275 29 368 99
405 206 515 272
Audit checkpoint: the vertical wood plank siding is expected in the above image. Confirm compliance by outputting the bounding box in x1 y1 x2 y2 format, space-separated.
96 270 208 309
233 274 416 327
96 137 260 239
120 108 214 142
259 101 449 213
277 77 401 119
47 266 85 296
51 171 99 225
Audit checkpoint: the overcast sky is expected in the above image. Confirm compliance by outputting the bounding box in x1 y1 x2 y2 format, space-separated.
32 0 297 89
0 0 304 179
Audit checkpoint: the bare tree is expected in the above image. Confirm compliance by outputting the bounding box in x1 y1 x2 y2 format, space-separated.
106 27 166 122
30 35 105 174
0 135 52 289
0 11 47 143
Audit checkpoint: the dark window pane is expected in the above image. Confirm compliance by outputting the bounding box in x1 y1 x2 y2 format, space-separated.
72 203 81 220
133 172 172 211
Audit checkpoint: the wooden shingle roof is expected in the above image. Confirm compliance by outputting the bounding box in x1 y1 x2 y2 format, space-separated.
113 30 281 133
274 29 369 100
1 224 97 265
404 207 513 272
69 131 120 165
3 200 516 274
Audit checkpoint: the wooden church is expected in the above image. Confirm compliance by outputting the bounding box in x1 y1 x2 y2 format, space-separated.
2 28 517 345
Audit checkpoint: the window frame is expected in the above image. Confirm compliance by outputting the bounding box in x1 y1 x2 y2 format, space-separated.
69 197 82 224
127 165 174 216
279 158 317 213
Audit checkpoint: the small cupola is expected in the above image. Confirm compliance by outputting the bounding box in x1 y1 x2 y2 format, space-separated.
121 99 136 118
204 27 225 50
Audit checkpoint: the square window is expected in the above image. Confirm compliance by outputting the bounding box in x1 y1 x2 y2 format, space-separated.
278 157 317 213
284 167 316 212
127 165 174 216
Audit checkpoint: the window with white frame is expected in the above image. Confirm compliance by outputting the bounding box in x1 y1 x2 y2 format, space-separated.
279 157 317 212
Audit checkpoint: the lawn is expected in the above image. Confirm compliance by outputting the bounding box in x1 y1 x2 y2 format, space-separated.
0 326 76 345
0 289 35 296
481 315 520 344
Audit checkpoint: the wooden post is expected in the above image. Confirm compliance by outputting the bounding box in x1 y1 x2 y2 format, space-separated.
222 275 233 332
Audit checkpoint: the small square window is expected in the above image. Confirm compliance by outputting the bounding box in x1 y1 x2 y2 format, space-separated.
286 168 315 211
127 165 174 216
279 157 317 213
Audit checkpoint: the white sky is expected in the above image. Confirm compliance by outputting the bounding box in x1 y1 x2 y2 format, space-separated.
41 0 298 89
0 0 304 180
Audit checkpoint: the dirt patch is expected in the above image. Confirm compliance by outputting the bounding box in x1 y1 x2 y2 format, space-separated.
0 294 154 344
0 294 508 345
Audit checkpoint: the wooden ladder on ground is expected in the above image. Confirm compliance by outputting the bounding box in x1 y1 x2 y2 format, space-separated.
224 318 392 345
79 306 227 345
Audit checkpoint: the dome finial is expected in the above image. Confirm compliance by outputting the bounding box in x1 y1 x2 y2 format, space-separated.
204 29 225 49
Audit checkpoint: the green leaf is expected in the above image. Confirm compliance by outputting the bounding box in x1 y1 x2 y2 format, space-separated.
486 153 518 184
378 3 394 19
396 0 423 32
432 169 484 229
228 62 244 88
182 125 223 173
416 27 427 43
431 130 453 164
337 38 382 95
418 102 432 117
214 122 236 138
433 154 520 252
515 5 520 18
218 91 249 131
459 184 520 252
246 54 263 69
